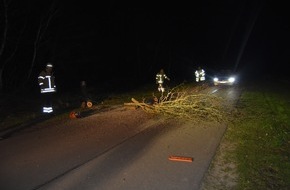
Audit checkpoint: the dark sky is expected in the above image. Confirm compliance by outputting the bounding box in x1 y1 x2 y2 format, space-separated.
1 0 289 91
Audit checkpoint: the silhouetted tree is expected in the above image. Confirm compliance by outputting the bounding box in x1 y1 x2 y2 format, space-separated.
0 0 58 92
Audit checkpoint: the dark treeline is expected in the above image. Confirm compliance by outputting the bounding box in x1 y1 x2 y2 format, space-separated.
1 0 289 93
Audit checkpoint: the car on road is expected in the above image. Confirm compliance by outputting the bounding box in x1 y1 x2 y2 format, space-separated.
213 70 237 86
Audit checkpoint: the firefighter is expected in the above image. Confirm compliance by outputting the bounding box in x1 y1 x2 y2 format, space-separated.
80 80 93 108
38 63 56 114
195 66 205 82
156 69 170 92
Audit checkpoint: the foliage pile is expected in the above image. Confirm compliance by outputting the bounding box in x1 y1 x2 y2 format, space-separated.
126 84 230 123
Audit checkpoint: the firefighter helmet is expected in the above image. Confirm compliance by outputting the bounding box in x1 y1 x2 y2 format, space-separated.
46 63 53 68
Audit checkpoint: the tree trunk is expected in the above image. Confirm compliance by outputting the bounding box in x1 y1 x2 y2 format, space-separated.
24 2 57 87
0 0 8 91
234 1 262 72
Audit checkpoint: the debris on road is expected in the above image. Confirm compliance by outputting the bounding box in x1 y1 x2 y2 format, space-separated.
69 111 82 119
168 155 194 162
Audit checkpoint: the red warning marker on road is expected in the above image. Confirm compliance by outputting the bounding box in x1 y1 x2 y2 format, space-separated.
168 155 193 162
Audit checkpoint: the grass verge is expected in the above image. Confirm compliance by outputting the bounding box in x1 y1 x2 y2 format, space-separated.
217 83 290 189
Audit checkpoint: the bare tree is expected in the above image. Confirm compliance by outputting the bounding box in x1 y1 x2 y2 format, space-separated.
0 0 9 91
0 0 58 92
25 1 58 86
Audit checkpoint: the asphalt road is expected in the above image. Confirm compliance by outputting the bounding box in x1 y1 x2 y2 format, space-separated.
0 84 241 190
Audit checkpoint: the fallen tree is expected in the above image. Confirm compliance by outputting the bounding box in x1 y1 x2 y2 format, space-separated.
124 84 230 123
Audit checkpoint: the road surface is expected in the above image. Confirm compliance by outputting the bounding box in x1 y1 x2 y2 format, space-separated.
0 85 241 190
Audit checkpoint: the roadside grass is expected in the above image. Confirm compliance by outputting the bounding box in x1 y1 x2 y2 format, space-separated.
226 84 290 189
0 92 41 131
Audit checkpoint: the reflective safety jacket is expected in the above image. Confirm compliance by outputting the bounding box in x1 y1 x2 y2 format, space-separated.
156 73 169 84
195 69 205 77
38 71 56 93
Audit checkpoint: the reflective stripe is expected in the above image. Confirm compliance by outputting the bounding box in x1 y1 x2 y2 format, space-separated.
41 88 56 93
156 73 167 83
43 107 53 113
45 76 52 88
40 75 56 93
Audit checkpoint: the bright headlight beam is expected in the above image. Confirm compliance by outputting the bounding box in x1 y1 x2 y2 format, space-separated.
228 77 235 83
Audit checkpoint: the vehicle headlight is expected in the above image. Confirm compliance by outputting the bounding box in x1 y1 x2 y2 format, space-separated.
213 77 218 82
228 77 235 83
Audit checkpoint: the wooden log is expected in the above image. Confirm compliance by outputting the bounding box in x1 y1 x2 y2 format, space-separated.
123 103 137 106
168 155 194 162
123 103 138 110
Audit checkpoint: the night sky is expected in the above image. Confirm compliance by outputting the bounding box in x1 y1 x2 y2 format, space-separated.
1 0 289 92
